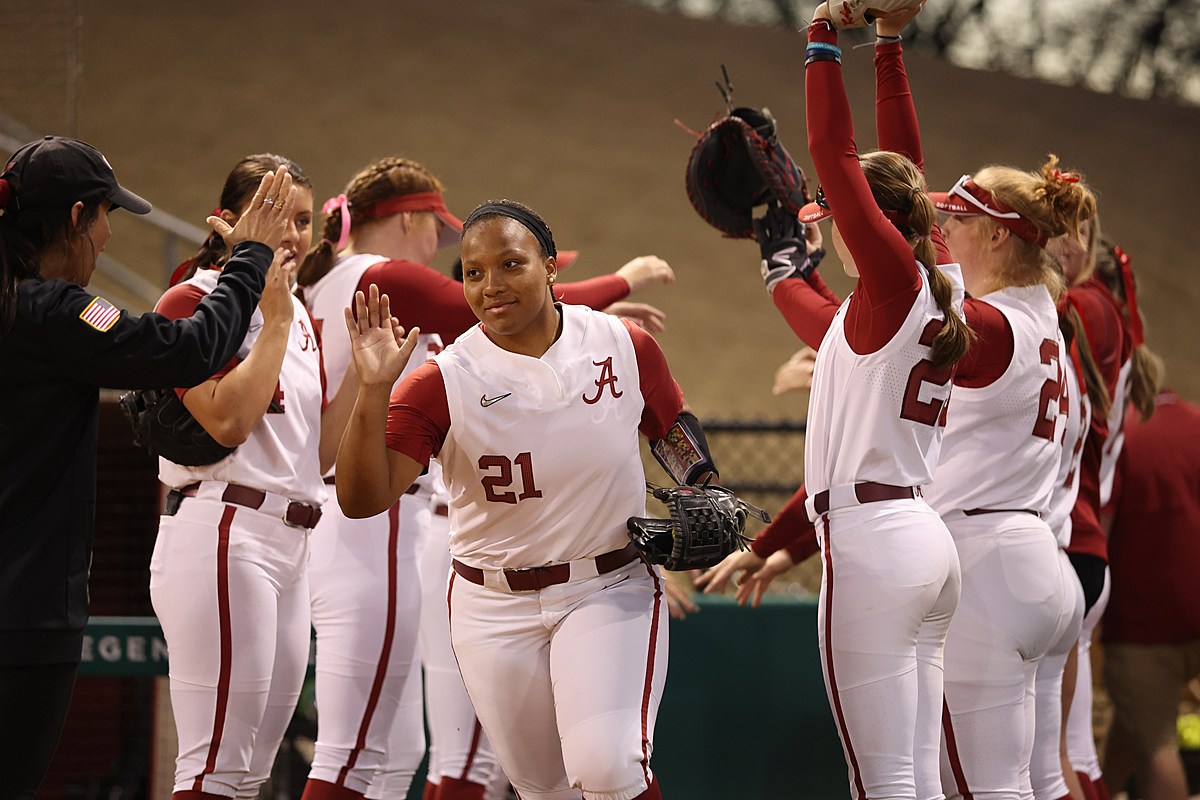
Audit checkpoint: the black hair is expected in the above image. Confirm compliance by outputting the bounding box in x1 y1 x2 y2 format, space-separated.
1 201 101 338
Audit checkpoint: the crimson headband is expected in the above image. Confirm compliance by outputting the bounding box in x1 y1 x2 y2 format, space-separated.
351 191 464 249
929 175 1048 248
1113 244 1145 346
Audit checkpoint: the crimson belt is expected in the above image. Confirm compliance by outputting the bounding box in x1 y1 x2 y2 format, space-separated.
452 542 640 592
174 482 323 529
811 482 921 516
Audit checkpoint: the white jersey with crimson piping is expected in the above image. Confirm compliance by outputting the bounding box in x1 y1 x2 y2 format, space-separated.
156 267 327 505
927 285 1066 516
433 303 648 570
1044 351 1091 547
804 263 964 496
303 252 445 487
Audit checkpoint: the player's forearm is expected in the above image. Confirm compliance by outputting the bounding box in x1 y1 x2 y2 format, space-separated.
336 384 396 518
182 319 290 446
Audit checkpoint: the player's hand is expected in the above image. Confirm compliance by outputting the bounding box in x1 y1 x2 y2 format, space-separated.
805 220 824 255
773 346 818 395
615 255 676 292
207 166 297 251
874 1 925 37
344 283 420 389
663 575 700 620
603 301 667 333
257 249 297 327
695 549 766 596
733 548 795 607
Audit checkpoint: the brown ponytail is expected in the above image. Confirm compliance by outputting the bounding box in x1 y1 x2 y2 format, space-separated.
297 156 447 289
860 151 974 369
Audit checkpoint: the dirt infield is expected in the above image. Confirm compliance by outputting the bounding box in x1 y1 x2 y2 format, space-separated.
6 0 1198 413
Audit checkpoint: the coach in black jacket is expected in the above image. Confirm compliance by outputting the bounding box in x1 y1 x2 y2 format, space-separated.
0 136 296 798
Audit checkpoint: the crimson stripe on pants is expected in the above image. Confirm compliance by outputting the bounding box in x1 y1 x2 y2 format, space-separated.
637 562 664 785
192 505 238 792
821 518 868 800
941 700 975 800
336 502 401 786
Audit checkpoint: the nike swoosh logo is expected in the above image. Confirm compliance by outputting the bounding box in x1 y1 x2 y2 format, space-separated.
480 393 512 408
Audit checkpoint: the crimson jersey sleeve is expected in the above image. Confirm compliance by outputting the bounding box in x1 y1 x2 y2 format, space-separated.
750 483 819 564
771 272 841 348
385 361 451 467
1067 279 1128 398
154 276 238 397
552 275 630 309
622 319 684 439
806 22 923 355
874 40 952 267
361 261 479 342
953 298 1014 388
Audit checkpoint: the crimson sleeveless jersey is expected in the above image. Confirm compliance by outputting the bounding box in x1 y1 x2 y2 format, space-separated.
156 268 327 505
928 286 1066 516
804 263 964 495
433 304 650 570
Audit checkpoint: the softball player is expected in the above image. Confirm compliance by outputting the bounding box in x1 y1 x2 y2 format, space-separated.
298 159 672 800
928 155 1097 800
336 199 699 800
1049 226 1140 800
743 7 973 798
149 155 346 799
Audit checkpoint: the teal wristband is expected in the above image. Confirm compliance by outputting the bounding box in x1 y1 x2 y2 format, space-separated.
806 41 842 56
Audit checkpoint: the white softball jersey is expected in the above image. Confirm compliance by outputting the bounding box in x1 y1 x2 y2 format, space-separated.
1044 352 1091 547
434 304 649 571
804 262 964 496
928 285 1066 516
304 252 445 487
157 268 326 506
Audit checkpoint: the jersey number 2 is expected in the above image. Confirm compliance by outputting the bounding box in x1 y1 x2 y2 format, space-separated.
478 452 543 504
1032 338 1062 441
899 319 953 427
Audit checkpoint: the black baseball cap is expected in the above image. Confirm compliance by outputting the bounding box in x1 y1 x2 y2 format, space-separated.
2 135 151 215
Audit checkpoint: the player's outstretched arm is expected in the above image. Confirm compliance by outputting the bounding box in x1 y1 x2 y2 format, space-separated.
336 284 424 518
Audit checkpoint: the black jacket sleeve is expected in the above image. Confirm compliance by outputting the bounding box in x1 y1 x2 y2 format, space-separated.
34 241 272 389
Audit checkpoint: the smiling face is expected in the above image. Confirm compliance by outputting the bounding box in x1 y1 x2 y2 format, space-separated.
459 216 558 355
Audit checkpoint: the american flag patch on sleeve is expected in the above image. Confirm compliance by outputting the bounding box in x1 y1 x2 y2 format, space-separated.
79 297 121 332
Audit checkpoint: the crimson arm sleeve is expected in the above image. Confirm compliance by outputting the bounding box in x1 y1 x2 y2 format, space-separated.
624 319 684 439
361 261 480 342
874 40 923 172
1068 281 1126 395
751 483 816 558
873 40 952 266
953 298 1014 388
552 275 630 309
806 22 922 353
385 361 451 466
771 272 841 348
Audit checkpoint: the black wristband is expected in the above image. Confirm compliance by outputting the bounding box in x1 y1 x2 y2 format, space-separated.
804 51 842 67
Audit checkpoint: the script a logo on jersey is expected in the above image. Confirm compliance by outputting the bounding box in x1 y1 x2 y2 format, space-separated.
582 357 623 405
480 392 512 408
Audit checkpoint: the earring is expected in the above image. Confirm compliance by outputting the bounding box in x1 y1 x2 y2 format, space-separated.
548 275 556 285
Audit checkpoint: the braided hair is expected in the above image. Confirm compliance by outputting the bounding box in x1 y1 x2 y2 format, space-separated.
296 157 446 289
